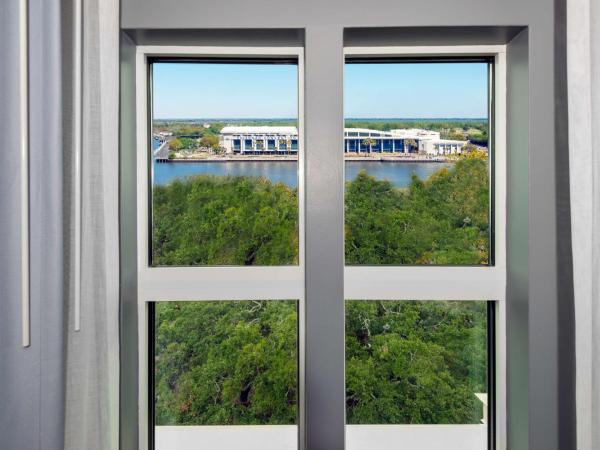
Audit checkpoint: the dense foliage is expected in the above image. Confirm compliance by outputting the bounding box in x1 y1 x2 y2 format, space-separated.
155 301 298 425
152 176 298 265
345 301 487 424
345 156 489 265
199 134 220 150
169 137 198 151
152 155 490 426
155 300 486 425
152 155 489 266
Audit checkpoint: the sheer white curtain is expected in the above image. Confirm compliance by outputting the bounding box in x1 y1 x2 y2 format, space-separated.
567 0 600 448
63 0 120 448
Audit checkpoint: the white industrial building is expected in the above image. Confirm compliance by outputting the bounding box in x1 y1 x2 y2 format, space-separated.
220 126 468 155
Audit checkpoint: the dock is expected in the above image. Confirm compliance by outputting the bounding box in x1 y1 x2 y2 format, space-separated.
154 140 170 163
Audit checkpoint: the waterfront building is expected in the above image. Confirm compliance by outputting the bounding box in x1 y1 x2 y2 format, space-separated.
219 126 468 156
343 128 467 155
220 126 299 155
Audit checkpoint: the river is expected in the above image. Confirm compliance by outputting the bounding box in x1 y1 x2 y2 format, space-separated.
152 140 453 189
153 160 453 188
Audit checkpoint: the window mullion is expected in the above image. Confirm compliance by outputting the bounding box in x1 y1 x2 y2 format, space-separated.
304 27 346 450
344 267 506 301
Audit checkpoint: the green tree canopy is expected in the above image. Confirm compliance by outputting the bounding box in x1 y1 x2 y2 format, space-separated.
345 156 489 265
345 300 487 424
152 176 299 266
152 156 489 267
155 301 298 425
152 157 491 427
154 300 487 426
200 134 220 149
169 138 183 151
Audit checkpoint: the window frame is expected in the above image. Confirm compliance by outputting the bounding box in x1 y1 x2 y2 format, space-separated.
133 44 507 450
343 45 507 450
135 45 306 450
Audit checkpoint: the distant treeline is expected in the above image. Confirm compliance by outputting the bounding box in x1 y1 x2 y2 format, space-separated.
345 119 489 146
154 118 489 146
153 119 298 139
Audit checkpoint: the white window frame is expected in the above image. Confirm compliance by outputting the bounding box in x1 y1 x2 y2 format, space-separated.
135 45 306 450
343 45 507 450
134 44 506 450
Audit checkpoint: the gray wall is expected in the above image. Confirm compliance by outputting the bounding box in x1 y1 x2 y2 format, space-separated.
0 0 573 449
0 0 65 449
506 29 531 450
118 1 571 450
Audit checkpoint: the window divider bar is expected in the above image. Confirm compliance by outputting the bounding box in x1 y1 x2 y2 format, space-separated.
344 266 506 301
138 266 303 302
304 27 346 450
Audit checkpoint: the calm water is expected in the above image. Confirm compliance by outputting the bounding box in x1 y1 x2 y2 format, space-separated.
345 161 452 188
153 160 453 188
153 137 452 188
154 161 299 186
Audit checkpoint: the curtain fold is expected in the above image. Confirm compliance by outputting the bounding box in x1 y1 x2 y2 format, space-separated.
1 0 64 447
567 0 600 448
63 0 120 448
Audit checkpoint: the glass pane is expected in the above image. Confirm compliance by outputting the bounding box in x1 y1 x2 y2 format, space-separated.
153 300 298 450
344 61 491 265
345 300 489 450
151 62 299 266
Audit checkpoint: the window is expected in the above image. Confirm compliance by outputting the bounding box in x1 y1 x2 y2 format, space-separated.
344 59 492 266
150 59 299 267
135 45 506 450
345 300 492 449
152 300 298 449
343 47 506 450
136 46 304 450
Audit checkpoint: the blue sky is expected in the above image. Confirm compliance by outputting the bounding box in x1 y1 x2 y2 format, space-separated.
153 63 298 119
153 62 488 119
345 63 488 118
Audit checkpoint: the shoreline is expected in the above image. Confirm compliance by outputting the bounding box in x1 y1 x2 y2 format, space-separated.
162 156 454 163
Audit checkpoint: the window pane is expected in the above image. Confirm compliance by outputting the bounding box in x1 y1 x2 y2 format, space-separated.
344 61 491 265
153 300 298 450
151 62 299 266
345 300 489 450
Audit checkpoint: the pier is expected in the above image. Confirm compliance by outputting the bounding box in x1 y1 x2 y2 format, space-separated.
154 140 170 163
